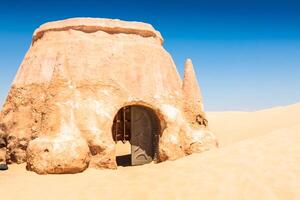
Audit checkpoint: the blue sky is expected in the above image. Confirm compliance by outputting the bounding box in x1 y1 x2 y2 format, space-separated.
0 0 299 111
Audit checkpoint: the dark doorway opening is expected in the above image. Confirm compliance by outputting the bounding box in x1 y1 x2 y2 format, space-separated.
112 105 160 166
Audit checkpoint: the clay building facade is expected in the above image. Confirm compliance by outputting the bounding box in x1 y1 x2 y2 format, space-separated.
0 18 217 174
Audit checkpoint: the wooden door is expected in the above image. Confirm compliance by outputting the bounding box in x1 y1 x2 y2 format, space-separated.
130 106 153 165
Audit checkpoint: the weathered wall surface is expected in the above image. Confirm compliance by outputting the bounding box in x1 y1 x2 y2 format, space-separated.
0 18 217 174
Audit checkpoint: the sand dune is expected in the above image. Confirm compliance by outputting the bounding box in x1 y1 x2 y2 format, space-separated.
1 103 300 200
208 103 300 146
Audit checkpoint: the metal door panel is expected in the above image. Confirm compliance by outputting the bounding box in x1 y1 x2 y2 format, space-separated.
131 106 153 165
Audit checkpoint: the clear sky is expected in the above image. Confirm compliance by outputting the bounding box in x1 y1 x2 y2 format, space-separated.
0 0 299 111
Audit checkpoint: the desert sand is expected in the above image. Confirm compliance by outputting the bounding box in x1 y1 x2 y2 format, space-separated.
1 103 300 200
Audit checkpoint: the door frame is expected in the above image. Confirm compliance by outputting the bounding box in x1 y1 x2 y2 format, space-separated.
111 104 162 166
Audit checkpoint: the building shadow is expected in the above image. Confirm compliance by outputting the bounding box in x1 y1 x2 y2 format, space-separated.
116 154 131 167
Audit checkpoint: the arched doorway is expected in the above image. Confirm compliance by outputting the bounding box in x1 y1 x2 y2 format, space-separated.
112 105 160 166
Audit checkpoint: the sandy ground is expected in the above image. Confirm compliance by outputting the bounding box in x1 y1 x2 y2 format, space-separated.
1 103 300 200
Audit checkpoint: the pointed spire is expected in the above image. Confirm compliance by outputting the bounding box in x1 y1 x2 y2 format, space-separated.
182 59 207 126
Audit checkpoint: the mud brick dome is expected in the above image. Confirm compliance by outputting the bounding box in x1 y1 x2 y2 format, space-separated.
0 18 217 174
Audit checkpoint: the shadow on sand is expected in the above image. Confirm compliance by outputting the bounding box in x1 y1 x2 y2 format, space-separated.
116 154 131 167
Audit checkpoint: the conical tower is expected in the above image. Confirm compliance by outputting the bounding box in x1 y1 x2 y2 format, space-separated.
182 59 207 127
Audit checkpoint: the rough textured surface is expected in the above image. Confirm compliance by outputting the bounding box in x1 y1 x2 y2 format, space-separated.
0 17 216 174
0 148 6 164
0 126 7 168
26 136 90 174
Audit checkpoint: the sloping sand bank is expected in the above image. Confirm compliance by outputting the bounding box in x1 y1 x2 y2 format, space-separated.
1 103 300 200
208 103 300 146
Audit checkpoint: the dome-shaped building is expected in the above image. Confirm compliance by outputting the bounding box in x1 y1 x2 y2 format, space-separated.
0 18 217 174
